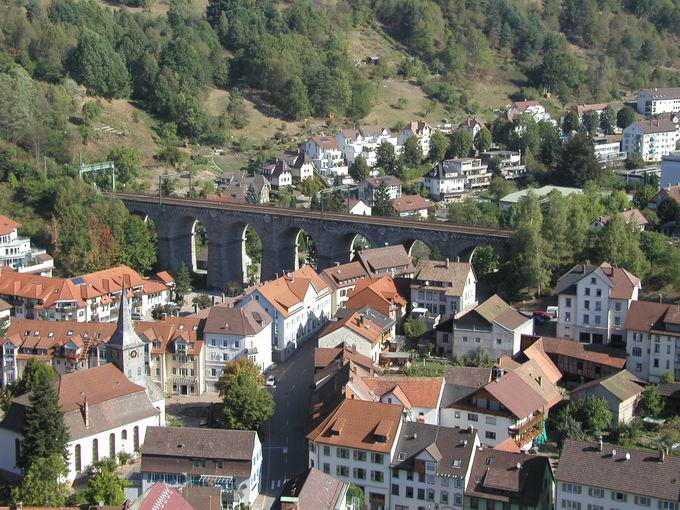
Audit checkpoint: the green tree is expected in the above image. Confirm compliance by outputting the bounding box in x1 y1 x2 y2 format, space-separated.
600 107 615 134
84 458 130 506
429 132 448 162
372 184 393 217
19 368 69 471
537 49 583 99
471 246 499 279
542 189 572 270
402 137 423 167
118 216 157 274
617 106 636 129
192 294 212 310
217 359 274 430
376 142 396 174
488 176 516 201
404 316 427 339
12 453 69 507
639 385 663 416
174 94 209 139
282 76 311 120
350 156 370 182
625 154 646 170
582 110 600 136
566 197 590 255
227 89 249 129
0 67 37 143
14 358 57 397
473 127 492 153
175 262 192 298
160 173 177 197
554 405 586 446
576 395 613 435
510 191 550 295
245 184 259 204
595 214 649 277
558 133 605 186
448 130 473 158
108 147 141 187
68 30 130 99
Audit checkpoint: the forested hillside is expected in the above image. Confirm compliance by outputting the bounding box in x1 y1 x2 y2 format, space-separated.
0 0 680 278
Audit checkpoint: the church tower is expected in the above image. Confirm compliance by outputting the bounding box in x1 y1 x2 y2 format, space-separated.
107 286 147 387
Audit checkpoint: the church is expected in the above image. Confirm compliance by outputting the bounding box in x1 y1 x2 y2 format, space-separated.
0 290 165 482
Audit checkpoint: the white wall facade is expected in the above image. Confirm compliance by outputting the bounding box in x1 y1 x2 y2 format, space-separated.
204 324 273 392
556 480 671 510
308 442 396 509
318 327 380 363
626 329 680 382
623 124 680 162
637 90 680 114
439 408 513 447
450 319 532 360
557 270 638 345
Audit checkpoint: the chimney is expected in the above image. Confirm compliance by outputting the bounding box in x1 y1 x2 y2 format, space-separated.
16 502 23 510
598 435 603 452
660 448 666 463
446 258 450 268
467 425 474 434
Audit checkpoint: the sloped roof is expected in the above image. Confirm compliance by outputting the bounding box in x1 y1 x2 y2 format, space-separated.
511 359 562 407
319 309 386 345
276 468 347 510
556 439 680 501
131 483 195 510
412 259 472 295
0 215 21 236
307 399 403 453
575 103 609 117
556 262 640 299
203 300 271 336
535 336 627 368
255 266 329 317
572 370 644 402
142 426 256 462
362 376 443 408
392 195 433 213
357 245 413 274
632 117 678 134
483 371 547 418
320 262 368 289
344 276 407 316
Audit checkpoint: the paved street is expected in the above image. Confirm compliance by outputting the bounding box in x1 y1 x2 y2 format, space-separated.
257 337 317 507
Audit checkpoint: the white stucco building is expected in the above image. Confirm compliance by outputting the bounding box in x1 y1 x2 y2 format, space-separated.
411 258 477 322
556 262 640 345
335 126 396 167
0 215 53 276
637 87 680 115
424 160 466 202
436 295 533 359
624 300 680 382
398 121 433 157
0 363 163 481
240 266 331 362
202 301 273 392
623 118 680 162
302 135 348 177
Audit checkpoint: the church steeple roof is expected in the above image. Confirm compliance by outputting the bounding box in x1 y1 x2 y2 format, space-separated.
108 282 145 350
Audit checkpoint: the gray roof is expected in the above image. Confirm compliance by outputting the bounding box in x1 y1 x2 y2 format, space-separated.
109 289 146 351
356 245 414 275
556 439 680 501
203 301 271 336
142 426 256 461
276 468 348 510
391 421 476 477
632 118 678 134
335 305 394 331
441 367 492 407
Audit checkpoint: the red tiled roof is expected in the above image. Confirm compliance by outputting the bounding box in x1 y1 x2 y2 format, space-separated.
0 215 21 236
362 376 443 408
307 399 403 453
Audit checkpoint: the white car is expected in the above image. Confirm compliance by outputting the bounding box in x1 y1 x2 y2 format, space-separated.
265 375 277 387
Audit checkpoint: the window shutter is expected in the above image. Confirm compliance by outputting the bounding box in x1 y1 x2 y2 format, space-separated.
588 488 593 497
578 485 582 494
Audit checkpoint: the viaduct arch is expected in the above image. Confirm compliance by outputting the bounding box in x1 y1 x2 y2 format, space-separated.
110 193 513 289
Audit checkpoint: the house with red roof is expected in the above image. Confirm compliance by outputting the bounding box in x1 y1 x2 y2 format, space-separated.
0 265 172 323
344 275 407 324
239 265 331 361
556 262 641 345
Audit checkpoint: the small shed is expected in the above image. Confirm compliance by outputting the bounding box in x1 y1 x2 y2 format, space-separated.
571 370 644 424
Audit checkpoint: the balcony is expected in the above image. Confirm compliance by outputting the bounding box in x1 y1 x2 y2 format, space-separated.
509 412 546 446
246 347 258 355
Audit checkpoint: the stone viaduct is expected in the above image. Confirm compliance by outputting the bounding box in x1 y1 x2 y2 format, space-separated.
110 193 513 290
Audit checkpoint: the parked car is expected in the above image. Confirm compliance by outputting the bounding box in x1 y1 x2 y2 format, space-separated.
546 306 559 319
532 310 554 321
265 375 277 387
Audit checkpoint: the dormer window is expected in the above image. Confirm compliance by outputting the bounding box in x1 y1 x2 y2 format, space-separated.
178 325 185 330
452 459 461 468
48 332 54 338
34 331 39 336
398 452 406 461
67 330 73 336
